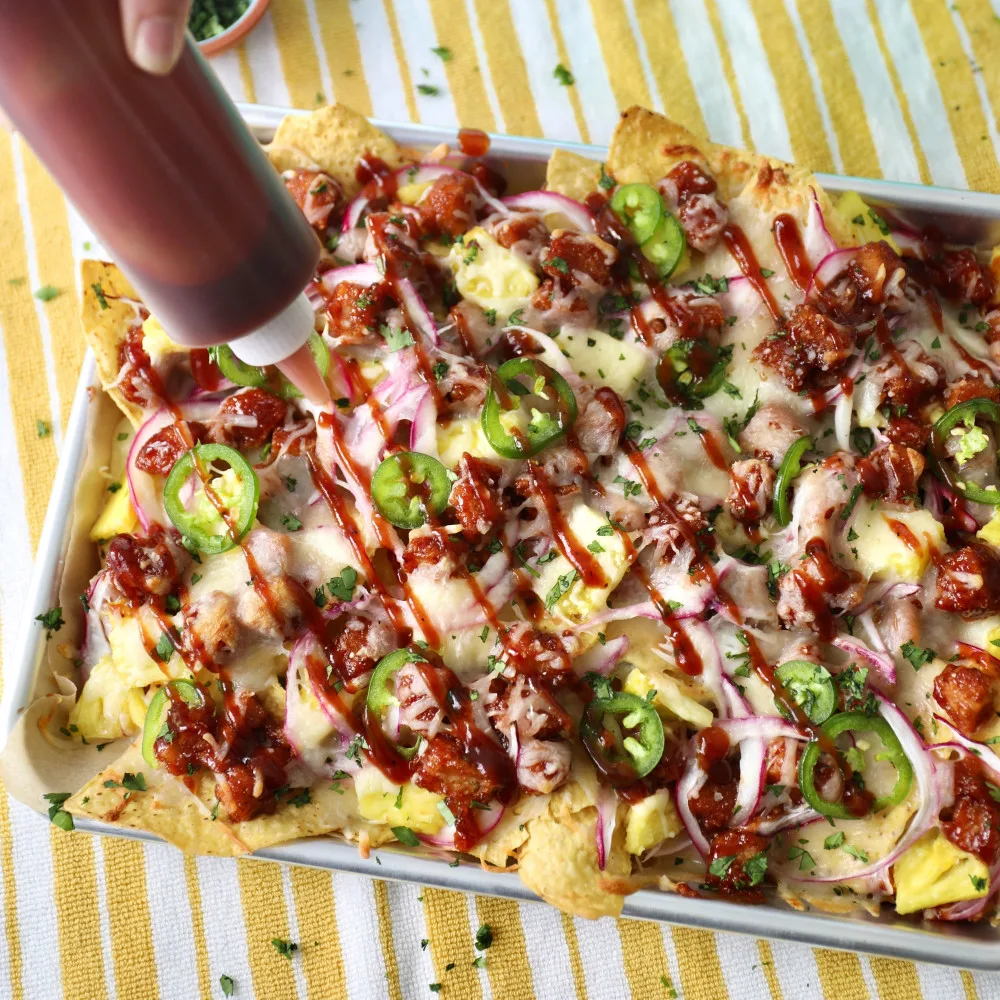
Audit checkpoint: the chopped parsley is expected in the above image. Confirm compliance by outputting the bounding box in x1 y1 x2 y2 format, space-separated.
843 844 869 864
271 939 298 960
34 285 60 302
548 256 569 275
220 975 235 997
43 792 74 832
431 46 453 61
122 772 146 792
155 633 175 662
972 874 988 892
613 474 643 498
392 826 421 846
280 513 303 532
824 831 845 850
545 570 578 611
379 323 415 352
326 567 359 603
901 640 937 672
474 923 493 950
599 166 615 191
35 606 64 639
37 419 50 438
708 855 736 877
553 63 575 86
417 84 441 96
744 851 768 887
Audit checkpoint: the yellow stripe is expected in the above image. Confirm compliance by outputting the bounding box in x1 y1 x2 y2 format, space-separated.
796 0 882 179
236 859 297 1000
618 918 674 1000
20 144 86 430
0 791 22 1000
51 832 107 1000
425 0 497 131
631 0 707 136
237 43 258 104
561 914 589 1000
183 857 213 1000
588 0 653 113
756 940 783 1000
0 140 58 543
956 0 1000 166
864 0 932 185
268 0 325 110
910 0 1000 193
869 956 924 1000
745 0 834 171
543 0 591 143
381 0 420 123
475 896 534 1000
813 947 870 1000
290 867 349 1000
703 0 753 150
962 970 979 1000
422 888 483 1000
471 0 543 138
313 1 373 117
670 927 729 1000
373 881 403 1000
103 840 157 1000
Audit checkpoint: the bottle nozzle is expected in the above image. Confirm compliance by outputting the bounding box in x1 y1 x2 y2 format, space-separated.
229 292 330 405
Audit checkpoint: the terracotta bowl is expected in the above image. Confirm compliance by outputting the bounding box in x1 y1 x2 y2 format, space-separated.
196 0 271 57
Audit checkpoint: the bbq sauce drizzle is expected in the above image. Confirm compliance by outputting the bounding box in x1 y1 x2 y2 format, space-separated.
111 166 870 840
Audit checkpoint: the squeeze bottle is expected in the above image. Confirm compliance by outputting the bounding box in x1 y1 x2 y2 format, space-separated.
0 0 329 402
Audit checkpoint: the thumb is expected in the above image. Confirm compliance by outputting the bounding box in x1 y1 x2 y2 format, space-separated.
120 0 193 75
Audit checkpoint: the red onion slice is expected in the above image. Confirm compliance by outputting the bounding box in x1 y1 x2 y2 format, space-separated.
126 408 175 531
574 634 629 676
805 246 855 299
595 784 618 870
754 801 824 836
676 759 711 857
319 262 384 294
802 188 839 267
80 570 113 674
930 720 1000 784
286 632 361 775
832 634 897 686
853 581 921 614
395 277 440 346
500 191 596 233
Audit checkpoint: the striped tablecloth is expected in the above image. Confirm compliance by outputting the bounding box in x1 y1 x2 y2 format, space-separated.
2 1 1000 998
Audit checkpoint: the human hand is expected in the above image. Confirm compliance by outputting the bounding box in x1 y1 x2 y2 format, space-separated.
120 0 193 75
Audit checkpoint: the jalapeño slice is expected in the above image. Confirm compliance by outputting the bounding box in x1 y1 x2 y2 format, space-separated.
930 397 1000 506
366 649 427 759
481 358 578 459
656 338 729 404
774 660 836 725
164 443 260 554
639 212 686 279
213 334 330 399
371 452 453 530
141 679 206 768
610 183 664 246
798 710 913 820
774 435 813 527
580 692 665 785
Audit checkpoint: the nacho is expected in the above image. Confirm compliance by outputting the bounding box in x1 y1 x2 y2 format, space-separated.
36 102 1000 924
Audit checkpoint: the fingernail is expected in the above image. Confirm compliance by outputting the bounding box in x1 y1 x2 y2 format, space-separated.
132 15 184 75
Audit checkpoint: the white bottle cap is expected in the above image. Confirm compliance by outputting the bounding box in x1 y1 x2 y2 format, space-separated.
228 292 314 366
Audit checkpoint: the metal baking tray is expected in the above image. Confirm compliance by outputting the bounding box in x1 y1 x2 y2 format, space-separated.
4 102 1000 970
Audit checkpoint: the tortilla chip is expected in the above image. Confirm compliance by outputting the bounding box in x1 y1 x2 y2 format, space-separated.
517 783 634 919
67 740 359 856
270 105 408 198
546 148 605 203
263 144 322 175
606 106 858 275
81 260 146 428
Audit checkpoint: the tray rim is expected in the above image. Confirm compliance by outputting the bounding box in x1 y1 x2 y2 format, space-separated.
5 104 1000 970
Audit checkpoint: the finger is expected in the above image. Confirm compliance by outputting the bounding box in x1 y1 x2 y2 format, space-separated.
120 0 193 75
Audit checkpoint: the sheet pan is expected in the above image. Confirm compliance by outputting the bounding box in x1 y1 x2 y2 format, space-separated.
4 102 1000 968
